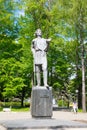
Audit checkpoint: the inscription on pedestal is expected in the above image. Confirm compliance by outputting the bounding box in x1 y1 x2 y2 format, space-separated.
31 86 52 118
40 95 49 98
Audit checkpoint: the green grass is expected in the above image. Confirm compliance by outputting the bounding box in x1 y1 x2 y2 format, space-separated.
0 101 30 112
12 107 30 112
78 109 83 112
0 107 30 112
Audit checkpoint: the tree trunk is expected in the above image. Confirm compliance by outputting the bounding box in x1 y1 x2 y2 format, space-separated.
79 6 86 112
81 44 86 112
80 24 86 112
21 87 25 107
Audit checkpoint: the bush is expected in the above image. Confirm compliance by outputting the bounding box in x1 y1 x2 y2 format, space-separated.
0 101 30 112
2 102 21 108
24 102 30 107
58 99 68 107
0 107 3 111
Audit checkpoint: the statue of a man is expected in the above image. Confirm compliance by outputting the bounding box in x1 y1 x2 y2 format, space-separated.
31 29 51 87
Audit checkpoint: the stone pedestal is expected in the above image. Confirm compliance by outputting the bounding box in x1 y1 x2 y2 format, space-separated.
31 86 52 118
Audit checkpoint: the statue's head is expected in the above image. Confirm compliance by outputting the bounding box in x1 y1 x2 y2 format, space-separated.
35 29 42 37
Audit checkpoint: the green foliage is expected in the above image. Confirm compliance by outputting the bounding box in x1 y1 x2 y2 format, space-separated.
58 99 68 107
0 0 32 102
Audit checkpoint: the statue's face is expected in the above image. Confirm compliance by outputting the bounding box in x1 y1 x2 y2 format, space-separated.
35 29 42 36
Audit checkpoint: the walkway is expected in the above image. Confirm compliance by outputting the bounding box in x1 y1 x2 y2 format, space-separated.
0 111 87 130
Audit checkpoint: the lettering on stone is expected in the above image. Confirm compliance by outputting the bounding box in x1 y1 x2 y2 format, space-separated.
40 95 49 98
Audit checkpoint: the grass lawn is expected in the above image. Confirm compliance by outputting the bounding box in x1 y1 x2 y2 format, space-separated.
0 107 30 112
12 107 30 112
0 101 30 112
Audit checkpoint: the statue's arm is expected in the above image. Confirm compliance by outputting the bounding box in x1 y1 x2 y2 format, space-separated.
45 38 51 52
46 38 51 43
31 40 35 57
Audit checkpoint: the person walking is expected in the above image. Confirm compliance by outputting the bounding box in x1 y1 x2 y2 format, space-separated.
73 101 78 114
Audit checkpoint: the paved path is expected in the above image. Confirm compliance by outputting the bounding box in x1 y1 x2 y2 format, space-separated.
0 111 87 130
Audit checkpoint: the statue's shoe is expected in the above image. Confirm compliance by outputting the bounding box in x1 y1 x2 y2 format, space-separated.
46 86 49 90
36 84 40 87
44 84 49 90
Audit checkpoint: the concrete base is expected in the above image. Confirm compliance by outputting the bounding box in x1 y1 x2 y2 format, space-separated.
31 86 52 118
1 118 87 130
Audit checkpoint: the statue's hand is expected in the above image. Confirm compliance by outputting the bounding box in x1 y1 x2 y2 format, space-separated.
44 48 48 52
46 38 51 42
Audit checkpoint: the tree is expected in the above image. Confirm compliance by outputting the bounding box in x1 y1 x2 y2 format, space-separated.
0 0 32 105
59 0 87 111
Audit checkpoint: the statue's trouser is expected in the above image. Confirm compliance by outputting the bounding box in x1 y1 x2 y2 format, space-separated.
43 70 48 86
35 53 48 86
35 63 48 86
36 70 48 86
36 71 41 86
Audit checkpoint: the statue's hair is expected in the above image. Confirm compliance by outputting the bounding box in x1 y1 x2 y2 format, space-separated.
34 29 42 36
